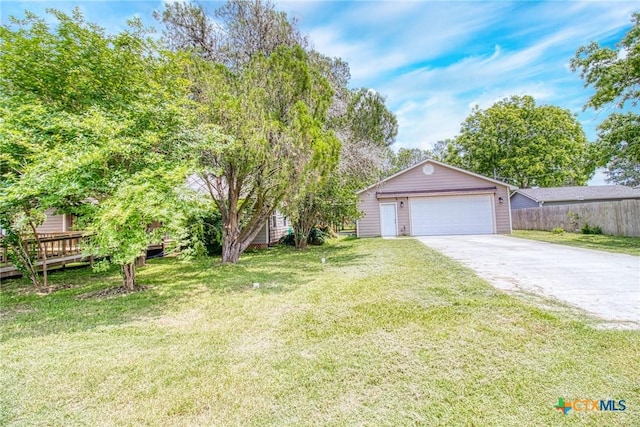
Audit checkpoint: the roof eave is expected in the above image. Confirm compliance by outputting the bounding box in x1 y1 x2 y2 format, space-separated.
510 190 542 203
355 159 517 195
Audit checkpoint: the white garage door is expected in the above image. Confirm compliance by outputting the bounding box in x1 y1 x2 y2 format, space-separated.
410 195 494 236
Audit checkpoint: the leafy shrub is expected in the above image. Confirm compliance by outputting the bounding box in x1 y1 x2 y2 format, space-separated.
181 208 223 256
308 227 330 245
551 227 565 234
567 211 580 232
581 223 603 235
279 226 333 246
279 230 296 246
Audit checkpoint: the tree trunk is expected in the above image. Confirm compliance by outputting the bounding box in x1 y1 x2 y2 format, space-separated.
294 217 312 249
221 236 242 263
294 228 308 249
296 238 308 249
9 239 41 288
38 238 47 289
203 170 278 264
28 221 46 288
220 211 268 263
121 263 136 290
135 254 146 267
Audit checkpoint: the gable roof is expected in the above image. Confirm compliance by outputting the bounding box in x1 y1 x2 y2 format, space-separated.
356 159 517 195
512 185 640 203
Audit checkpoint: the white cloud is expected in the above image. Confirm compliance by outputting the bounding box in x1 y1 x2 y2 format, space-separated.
4 0 638 165
394 95 469 150
335 2 640 151
468 84 555 110
298 1 509 85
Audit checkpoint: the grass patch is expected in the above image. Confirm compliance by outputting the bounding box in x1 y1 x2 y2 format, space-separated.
1 238 638 425
512 230 640 256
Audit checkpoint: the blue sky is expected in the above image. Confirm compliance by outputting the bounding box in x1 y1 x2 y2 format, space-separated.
2 1 638 184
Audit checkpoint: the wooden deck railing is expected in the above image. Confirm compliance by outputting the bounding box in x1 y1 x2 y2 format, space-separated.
1 232 169 279
1 232 87 270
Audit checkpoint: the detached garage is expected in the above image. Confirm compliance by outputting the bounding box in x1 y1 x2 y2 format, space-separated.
356 160 516 237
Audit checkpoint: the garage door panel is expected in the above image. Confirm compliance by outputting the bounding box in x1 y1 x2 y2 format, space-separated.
410 195 494 236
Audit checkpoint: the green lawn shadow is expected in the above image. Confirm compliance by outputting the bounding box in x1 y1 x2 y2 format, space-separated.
0 241 365 341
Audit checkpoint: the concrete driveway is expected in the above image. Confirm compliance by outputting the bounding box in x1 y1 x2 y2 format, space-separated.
416 235 640 326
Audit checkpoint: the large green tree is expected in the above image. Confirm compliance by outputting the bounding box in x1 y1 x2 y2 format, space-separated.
335 88 398 188
445 95 593 188
387 147 431 175
344 88 398 149
571 11 640 171
604 155 640 186
184 46 339 261
158 0 394 255
155 0 307 69
157 0 338 260
0 9 190 289
431 139 457 162
280 59 397 246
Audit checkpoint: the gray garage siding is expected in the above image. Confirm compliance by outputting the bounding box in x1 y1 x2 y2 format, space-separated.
269 212 290 243
251 211 289 246
510 193 540 209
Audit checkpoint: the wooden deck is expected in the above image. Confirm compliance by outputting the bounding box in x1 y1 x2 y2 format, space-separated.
0 254 90 279
1 232 90 280
1 232 171 280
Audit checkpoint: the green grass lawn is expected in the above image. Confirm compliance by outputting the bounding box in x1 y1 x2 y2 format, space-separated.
512 230 640 256
1 238 638 426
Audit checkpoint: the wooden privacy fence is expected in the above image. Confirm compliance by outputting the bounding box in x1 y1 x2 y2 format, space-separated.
512 200 640 237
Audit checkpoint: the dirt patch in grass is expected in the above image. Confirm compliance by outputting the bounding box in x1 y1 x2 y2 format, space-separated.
76 285 148 300
0 305 37 321
4 282 79 296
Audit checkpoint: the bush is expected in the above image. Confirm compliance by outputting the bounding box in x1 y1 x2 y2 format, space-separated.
308 226 330 245
551 227 565 234
182 208 223 256
279 230 296 246
567 211 580 232
279 226 333 246
581 223 603 235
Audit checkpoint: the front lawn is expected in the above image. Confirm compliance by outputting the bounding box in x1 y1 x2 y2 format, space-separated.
512 230 640 256
1 238 638 425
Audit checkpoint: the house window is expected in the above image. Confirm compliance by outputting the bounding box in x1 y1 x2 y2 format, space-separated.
283 216 288 226
272 215 277 228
